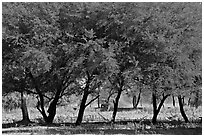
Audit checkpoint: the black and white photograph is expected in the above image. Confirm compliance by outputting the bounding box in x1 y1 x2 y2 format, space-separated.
2 1 202 135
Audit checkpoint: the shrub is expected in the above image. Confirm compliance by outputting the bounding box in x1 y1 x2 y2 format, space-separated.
2 92 21 111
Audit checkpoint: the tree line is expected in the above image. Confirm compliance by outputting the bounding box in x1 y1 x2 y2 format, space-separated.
2 2 202 126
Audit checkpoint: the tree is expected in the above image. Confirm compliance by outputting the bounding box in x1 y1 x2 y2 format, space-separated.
2 2 83 124
74 30 110 126
161 3 201 122
3 2 201 125
2 62 32 124
2 22 32 124
132 85 142 109
131 2 202 123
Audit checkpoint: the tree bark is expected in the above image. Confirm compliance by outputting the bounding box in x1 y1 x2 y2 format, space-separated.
172 95 175 107
98 92 100 108
111 88 122 123
182 96 185 105
111 78 124 123
133 95 136 108
26 68 65 124
133 89 141 109
45 83 62 124
75 72 91 126
178 95 189 123
75 91 89 126
152 93 158 124
25 68 48 121
194 91 199 108
152 93 170 124
187 97 191 106
107 88 115 103
46 100 57 124
85 95 100 108
136 90 141 108
20 91 31 123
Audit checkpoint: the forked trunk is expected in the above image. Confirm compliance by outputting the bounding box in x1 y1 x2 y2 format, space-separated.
26 67 63 124
45 82 62 124
26 68 48 122
46 99 58 124
152 92 170 124
152 111 159 124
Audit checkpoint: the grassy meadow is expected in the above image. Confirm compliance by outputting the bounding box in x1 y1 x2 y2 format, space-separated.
2 93 202 135
2 102 202 135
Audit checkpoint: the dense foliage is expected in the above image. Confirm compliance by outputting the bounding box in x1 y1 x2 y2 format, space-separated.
2 2 201 125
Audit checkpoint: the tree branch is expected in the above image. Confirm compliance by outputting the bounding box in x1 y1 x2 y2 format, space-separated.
36 96 42 113
85 95 100 108
24 89 52 100
108 77 119 90
107 90 117 102
25 67 47 119
157 94 171 112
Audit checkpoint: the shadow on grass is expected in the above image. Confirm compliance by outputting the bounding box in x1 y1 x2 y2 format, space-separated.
2 126 202 135
2 119 202 135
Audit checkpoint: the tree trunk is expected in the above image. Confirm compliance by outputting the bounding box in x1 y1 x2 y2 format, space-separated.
178 95 189 123
133 89 141 109
152 110 159 124
187 97 191 106
75 91 89 126
20 91 31 123
194 91 199 108
111 77 124 123
136 90 141 107
172 95 175 107
133 95 137 108
98 93 100 108
46 100 57 124
182 96 185 105
75 74 91 126
44 81 62 124
111 88 122 123
152 92 170 124
35 78 62 124
26 68 48 121
152 93 158 124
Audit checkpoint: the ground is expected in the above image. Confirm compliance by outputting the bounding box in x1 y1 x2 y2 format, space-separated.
2 104 202 135
2 120 202 135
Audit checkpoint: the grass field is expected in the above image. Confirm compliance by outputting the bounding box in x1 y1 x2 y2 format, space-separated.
2 104 202 135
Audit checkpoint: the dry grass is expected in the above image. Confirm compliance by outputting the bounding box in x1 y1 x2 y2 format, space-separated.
2 104 202 124
2 105 202 135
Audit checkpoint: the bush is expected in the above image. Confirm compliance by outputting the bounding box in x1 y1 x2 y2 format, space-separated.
2 92 21 111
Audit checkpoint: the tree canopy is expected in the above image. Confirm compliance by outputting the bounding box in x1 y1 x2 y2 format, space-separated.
2 2 201 125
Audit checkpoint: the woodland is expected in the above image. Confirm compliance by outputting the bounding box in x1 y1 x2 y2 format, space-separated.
2 2 202 135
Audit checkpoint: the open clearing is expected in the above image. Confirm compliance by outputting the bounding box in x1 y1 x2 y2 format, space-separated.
2 105 202 135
